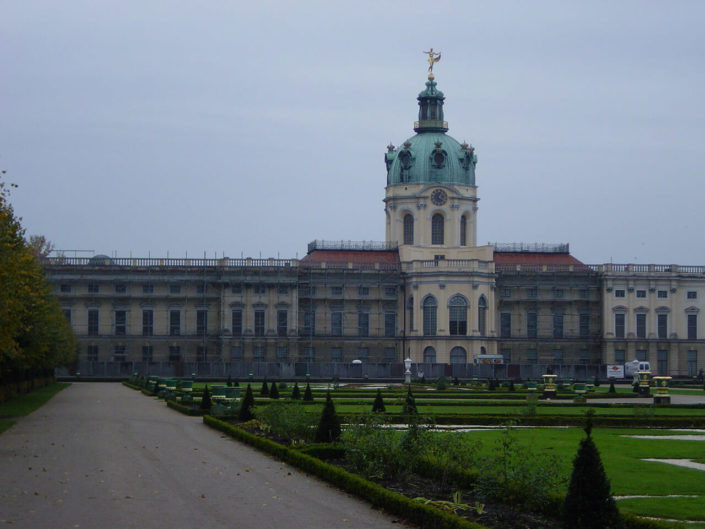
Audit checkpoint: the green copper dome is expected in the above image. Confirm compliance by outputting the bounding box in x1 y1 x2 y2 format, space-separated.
385 77 477 186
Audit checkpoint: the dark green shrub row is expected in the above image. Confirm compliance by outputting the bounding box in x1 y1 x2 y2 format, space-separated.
203 416 488 529
122 381 141 391
166 400 206 416
295 443 345 460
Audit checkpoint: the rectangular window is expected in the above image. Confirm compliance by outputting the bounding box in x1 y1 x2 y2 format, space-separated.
168 346 181 362
331 311 343 336
580 349 591 364
113 345 126 362
553 312 564 338
231 284 242 294
331 347 343 362
657 349 668 375
578 289 589 299
615 289 625 298
358 286 370 296
579 313 590 337
500 288 512 298
63 308 71 323
615 349 626 364
114 310 126 336
254 310 265 336
60 284 71 293
636 313 646 338
658 313 668 339
196 284 207 294
142 309 153 336
230 346 243 361
197 346 207 362
500 312 511 338
526 288 537 298
636 290 646 298
88 282 99 293
384 286 397 297
688 314 697 340
357 348 369 361
277 309 288 337
384 312 396 337
501 348 511 363
527 349 538 363
688 350 697 376
687 291 697 299
303 309 315 335
303 347 314 362
254 285 266 295
358 312 369 337
636 349 647 362
86 345 98 361
254 345 265 361
169 284 181 294
527 312 537 338
657 290 668 298
196 309 208 336
88 309 99 336
277 285 289 295
615 313 625 338
142 345 153 362
142 284 154 294
553 349 564 364
115 284 126 294
330 286 343 296
169 310 181 336
231 310 242 336
384 347 396 362
553 289 564 299
276 346 288 361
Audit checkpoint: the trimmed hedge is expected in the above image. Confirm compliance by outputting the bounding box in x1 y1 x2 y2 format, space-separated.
203 416 488 529
166 400 206 416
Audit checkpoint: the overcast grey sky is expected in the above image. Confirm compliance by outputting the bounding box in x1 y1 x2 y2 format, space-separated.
3 1 704 264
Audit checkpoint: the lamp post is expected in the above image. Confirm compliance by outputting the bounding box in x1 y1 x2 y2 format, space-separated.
404 357 412 384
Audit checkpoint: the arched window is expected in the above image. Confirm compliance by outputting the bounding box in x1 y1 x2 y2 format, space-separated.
403 214 414 245
432 213 444 245
450 346 467 364
423 296 437 336
423 346 436 363
478 295 487 336
460 215 467 246
448 295 468 336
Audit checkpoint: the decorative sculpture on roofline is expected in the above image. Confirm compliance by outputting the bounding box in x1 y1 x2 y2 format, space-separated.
423 48 441 79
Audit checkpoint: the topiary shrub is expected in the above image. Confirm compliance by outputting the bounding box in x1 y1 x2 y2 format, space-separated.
435 377 448 390
594 376 601 387
227 375 232 387
315 392 341 443
371 389 386 413
303 382 313 402
562 411 622 528
200 385 211 410
269 381 280 399
509 380 516 392
608 381 616 394
260 379 269 396
239 384 255 421
291 382 301 400
403 385 417 416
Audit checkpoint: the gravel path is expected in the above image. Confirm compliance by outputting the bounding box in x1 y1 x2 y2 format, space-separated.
0 383 403 529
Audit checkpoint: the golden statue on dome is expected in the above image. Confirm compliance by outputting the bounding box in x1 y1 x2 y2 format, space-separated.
423 48 441 79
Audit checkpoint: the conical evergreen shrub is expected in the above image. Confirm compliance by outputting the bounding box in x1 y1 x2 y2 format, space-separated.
260 379 269 396
372 388 386 412
315 392 341 443
608 381 616 394
269 381 280 399
200 385 211 410
403 385 417 416
239 384 255 421
303 382 314 402
291 382 301 400
594 375 601 387
562 411 622 529
227 375 232 387
509 380 516 391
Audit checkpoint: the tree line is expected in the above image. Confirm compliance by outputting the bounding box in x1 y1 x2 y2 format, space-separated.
0 173 75 385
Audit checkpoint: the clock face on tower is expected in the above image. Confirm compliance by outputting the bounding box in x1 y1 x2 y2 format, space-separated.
431 188 447 206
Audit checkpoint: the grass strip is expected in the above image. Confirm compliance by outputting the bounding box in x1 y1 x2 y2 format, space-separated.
0 382 70 418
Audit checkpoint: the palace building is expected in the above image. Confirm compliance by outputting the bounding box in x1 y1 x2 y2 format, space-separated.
46 68 705 380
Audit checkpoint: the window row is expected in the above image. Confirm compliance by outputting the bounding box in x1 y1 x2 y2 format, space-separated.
498 312 592 338
80 309 210 336
499 287 590 299
614 312 697 340
402 213 469 246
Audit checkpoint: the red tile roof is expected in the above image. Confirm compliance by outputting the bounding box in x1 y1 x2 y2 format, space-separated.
302 250 400 264
493 252 584 265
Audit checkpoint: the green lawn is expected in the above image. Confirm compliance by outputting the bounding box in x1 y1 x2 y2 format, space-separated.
0 383 70 435
463 426 705 524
